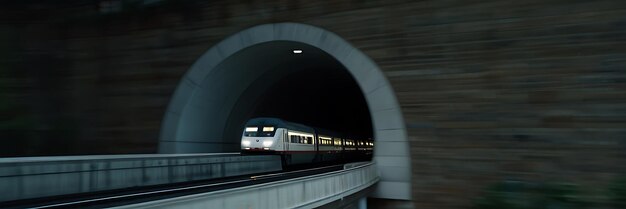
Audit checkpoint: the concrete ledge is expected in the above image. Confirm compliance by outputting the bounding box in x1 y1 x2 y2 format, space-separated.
0 153 281 202
113 162 379 209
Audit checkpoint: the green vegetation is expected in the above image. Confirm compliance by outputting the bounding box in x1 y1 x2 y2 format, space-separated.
608 177 626 208
473 177 626 209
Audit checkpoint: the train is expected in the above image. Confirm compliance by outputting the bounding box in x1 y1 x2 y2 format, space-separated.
240 117 373 167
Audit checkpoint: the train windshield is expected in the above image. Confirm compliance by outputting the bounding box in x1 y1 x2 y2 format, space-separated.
244 126 276 137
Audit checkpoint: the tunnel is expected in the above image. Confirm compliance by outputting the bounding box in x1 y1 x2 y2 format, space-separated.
159 23 412 200
221 41 373 146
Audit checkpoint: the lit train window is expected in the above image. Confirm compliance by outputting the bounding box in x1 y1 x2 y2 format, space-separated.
319 136 331 145
245 127 258 132
262 127 274 132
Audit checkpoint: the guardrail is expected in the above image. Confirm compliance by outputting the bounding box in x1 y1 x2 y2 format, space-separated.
113 162 379 209
0 153 281 202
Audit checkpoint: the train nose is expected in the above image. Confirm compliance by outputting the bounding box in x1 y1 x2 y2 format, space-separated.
242 137 273 151
251 138 266 147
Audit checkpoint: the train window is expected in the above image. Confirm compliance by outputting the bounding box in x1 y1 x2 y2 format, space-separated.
245 126 275 137
287 133 315 144
244 127 258 137
319 137 331 146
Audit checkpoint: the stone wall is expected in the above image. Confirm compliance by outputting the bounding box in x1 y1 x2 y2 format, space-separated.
1 0 625 208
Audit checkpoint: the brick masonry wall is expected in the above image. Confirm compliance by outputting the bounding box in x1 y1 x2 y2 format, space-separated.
2 0 626 208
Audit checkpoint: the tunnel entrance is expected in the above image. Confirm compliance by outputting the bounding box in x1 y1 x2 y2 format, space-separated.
221 41 373 143
160 23 411 200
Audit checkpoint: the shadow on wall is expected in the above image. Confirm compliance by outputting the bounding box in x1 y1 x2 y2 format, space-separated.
0 41 80 157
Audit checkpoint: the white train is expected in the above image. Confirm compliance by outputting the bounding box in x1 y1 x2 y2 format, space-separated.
240 117 373 166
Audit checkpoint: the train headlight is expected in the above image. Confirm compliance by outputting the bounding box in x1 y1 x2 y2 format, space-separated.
263 140 273 147
242 140 251 146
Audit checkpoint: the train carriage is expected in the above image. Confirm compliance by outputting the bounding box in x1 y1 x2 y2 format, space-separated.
241 117 374 167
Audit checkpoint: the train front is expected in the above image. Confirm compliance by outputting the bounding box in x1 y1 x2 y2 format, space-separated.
240 122 281 153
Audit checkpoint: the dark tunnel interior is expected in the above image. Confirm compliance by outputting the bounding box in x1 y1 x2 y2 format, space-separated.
250 65 373 139
214 41 374 141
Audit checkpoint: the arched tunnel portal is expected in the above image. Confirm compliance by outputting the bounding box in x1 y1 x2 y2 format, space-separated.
159 23 411 200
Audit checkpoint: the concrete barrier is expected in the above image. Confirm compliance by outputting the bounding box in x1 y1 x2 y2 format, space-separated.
113 162 379 209
0 153 281 202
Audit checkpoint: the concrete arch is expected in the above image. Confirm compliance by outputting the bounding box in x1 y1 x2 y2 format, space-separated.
159 23 411 200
